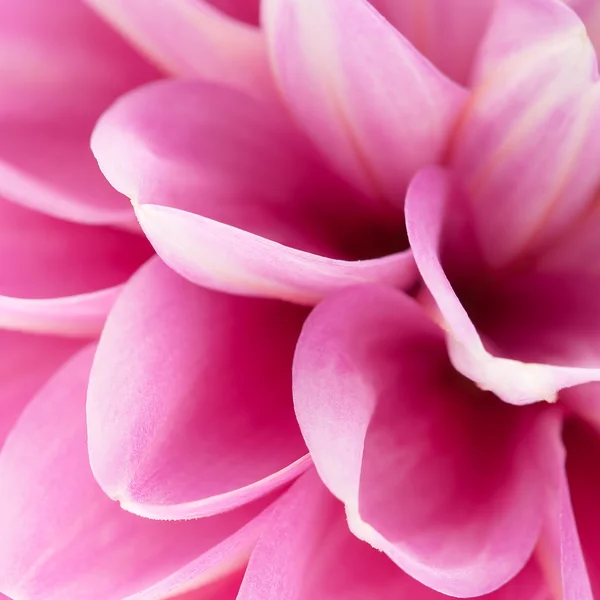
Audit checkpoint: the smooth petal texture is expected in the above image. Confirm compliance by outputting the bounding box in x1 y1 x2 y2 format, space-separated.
406 167 600 404
0 345 276 600
0 331 83 447
240 468 554 600
263 0 466 202
293 284 560 597
369 0 495 84
85 0 274 101
451 0 600 267
92 79 415 304
88 258 310 519
0 0 158 224
0 197 152 335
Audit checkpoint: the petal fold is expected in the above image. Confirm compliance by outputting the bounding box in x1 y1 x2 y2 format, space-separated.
293 283 560 597
93 79 415 303
0 345 275 600
407 167 600 404
263 0 466 202
88 258 310 519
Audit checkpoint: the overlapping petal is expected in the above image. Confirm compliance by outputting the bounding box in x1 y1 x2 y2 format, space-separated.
262 0 467 202
92 79 415 304
293 284 560 596
0 196 152 335
369 0 495 84
406 167 600 404
239 468 554 600
451 0 600 267
0 345 276 600
85 0 274 101
0 0 158 224
88 258 310 519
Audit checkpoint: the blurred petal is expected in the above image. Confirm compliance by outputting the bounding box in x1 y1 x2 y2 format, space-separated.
536 438 594 600
88 258 309 519
0 330 83 447
0 0 158 224
369 0 495 84
263 0 466 202
406 167 600 404
93 80 415 304
0 345 275 600
293 284 560 596
560 419 600 596
240 469 553 600
451 0 600 267
0 197 152 336
86 0 274 100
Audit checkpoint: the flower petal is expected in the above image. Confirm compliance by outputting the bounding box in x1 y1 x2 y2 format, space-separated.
263 0 466 202
293 283 560 597
406 167 600 405
0 345 275 600
559 419 600 596
368 0 495 84
0 0 158 224
450 0 600 267
88 258 309 520
92 79 415 303
85 0 273 101
0 330 83 448
0 197 152 336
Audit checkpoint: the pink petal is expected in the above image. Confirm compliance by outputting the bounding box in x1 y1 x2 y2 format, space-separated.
0 345 276 600
240 468 554 600
88 258 310 520
292 284 560 597
368 0 495 84
0 196 152 336
406 167 600 405
263 0 466 202
92 79 415 303
450 0 600 267
559 419 600 596
85 0 274 101
0 0 158 224
0 331 83 448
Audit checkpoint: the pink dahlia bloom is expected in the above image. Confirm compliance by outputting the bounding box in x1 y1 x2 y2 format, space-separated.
2 0 600 599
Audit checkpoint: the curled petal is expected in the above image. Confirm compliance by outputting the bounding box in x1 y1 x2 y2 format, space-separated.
293 283 560 596
93 80 415 303
0 345 276 600
240 469 554 600
451 0 600 267
88 258 310 519
0 0 157 224
85 0 274 100
368 0 495 84
263 0 466 202
406 167 600 404
0 197 152 335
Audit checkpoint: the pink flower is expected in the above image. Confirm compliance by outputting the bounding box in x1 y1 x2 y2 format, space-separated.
2 0 600 599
